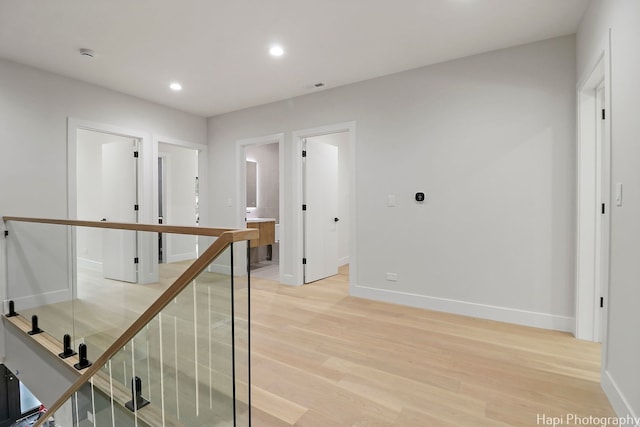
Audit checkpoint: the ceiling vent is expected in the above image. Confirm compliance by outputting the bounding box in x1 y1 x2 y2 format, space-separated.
79 48 95 58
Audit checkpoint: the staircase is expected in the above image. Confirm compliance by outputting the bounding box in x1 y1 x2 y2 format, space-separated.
2 217 256 427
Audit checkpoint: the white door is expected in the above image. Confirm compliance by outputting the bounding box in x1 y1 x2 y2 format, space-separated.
102 140 138 283
304 138 338 283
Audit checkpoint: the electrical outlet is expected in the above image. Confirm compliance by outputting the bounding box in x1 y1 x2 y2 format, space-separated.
386 272 398 282
87 411 93 423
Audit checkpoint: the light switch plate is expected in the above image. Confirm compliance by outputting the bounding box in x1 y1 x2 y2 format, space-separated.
387 194 396 207
616 183 623 206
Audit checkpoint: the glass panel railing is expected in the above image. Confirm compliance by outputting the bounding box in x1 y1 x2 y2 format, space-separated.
4 220 75 349
3 219 253 427
4 221 195 363
232 248 251 426
74 227 194 374
45 244 247 427
37 376 152 427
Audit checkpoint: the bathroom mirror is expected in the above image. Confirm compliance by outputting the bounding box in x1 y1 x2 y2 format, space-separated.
246 160 257 208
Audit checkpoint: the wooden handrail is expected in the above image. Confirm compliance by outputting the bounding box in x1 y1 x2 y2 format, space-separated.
31 227 257 426
2 216 247 238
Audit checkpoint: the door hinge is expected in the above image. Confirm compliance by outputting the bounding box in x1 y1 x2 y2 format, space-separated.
134 257 139 264
302 258 307 265
134 204 139 211
600 297 604 308
302 204 307 211
302 150 307 158
601 203 605 215
602 109 606 120
134 151 139 158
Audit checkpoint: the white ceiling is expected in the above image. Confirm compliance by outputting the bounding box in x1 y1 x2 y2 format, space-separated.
0 0 589 117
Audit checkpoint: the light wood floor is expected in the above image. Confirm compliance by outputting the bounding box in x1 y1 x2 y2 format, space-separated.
18 262 614 426
249 265 614 426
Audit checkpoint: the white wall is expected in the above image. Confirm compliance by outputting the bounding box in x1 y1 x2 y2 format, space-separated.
0 58 206 379
307 132 350 266
577 0 640 419
245 143 280 223
158 142 198 262
208 35 576 331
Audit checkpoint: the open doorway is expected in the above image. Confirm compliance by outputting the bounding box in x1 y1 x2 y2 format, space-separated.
293 122 356 287
75 128 140 283
237 134 284 283
302 132 350 283
244 142 280 281
157 143 199 264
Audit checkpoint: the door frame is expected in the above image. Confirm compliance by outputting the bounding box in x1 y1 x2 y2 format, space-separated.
575 34 612 347
67 118 155 283
235 133 285 282
157 153 168 263
292 122 357 287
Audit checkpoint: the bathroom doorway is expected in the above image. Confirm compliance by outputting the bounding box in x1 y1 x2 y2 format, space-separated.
244 142 280 280
237 133 284 282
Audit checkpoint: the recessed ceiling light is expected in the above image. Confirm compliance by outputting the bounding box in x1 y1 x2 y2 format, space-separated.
269 45 284 57
169 82 182 91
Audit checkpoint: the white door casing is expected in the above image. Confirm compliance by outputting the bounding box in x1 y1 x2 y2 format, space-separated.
575 34 611 346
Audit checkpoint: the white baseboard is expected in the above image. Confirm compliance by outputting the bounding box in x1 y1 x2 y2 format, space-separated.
280 273 299 286
338 256 350 266
351 285 574 332
77 257 102 272
166 252 197 264
602 369 639 425
208 263 232 275
6 289 72 312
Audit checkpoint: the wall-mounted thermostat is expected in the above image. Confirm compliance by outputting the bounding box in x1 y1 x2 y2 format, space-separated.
415 192 425 202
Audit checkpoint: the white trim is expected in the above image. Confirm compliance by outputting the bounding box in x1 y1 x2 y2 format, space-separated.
338 256 350 266
575 30 612 344
236 133 285 282
8 289 72 311
76 257 103 272
153 135 207 152
292 122 357 288
208 264 232 275
166 252 198 264
602 370 639 425
352 285 574 332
